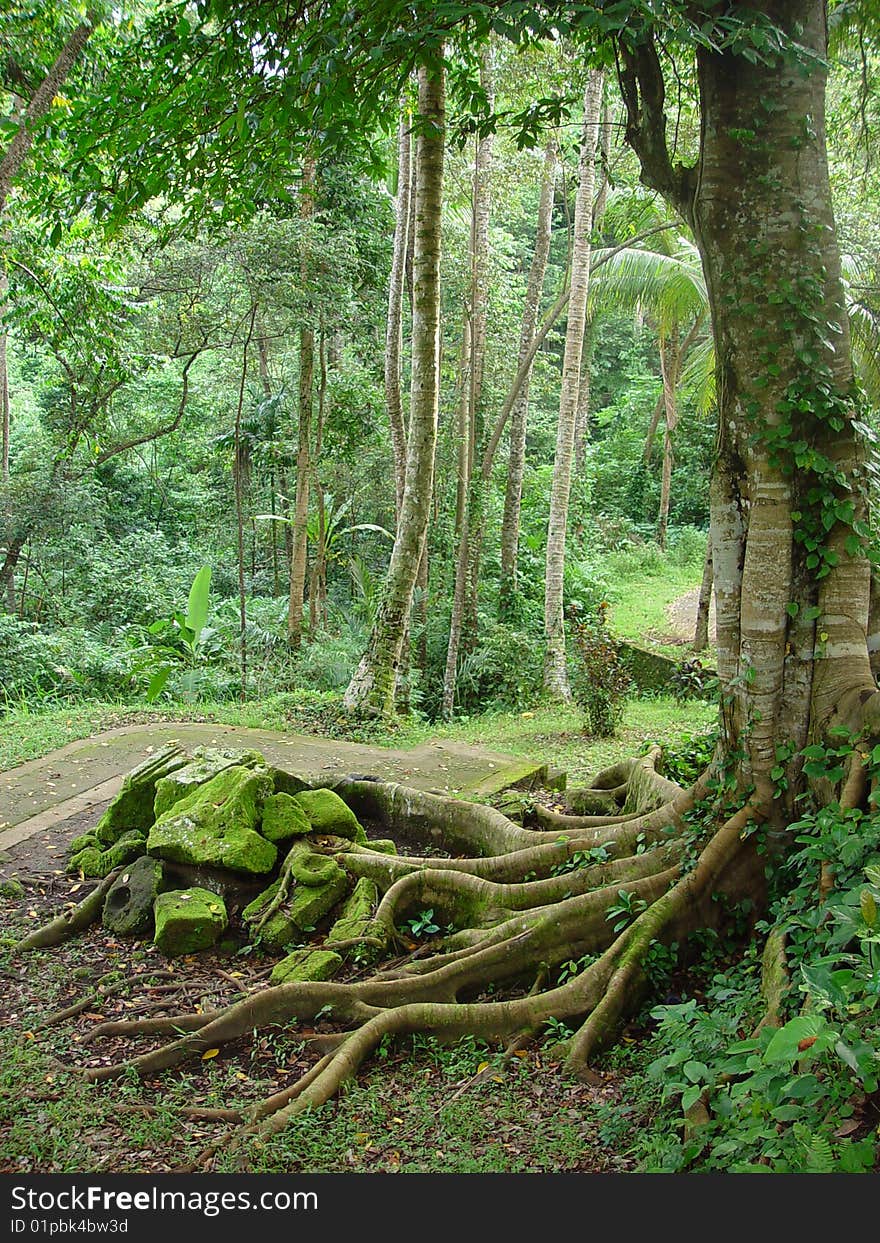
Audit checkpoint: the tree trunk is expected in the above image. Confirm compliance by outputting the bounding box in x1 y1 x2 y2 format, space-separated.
386 110 412 523
693 537 713 654
344 60 445 716
621 0 879 810
543 70 603 699
573 90 612 475
655 332 679 551
257 335 292 591
287 157 316 649
498 134 557 619
0 269 13 612
442 54 493 719
0 16 95 215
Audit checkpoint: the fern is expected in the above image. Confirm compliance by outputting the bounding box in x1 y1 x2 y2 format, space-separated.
804 1131 834 1174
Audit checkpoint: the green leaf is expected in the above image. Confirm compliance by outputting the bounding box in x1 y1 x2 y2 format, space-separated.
764 1014 826 1063
185 565 212 642
146 666 172 703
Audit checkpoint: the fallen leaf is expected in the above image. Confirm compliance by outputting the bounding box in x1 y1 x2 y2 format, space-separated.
834 1119 861 1137
201 1048 220 1060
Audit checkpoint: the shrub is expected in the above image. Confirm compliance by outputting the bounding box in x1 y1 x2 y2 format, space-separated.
568 602 633 736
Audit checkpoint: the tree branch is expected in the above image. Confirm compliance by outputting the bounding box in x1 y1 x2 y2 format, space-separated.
615 34 697 225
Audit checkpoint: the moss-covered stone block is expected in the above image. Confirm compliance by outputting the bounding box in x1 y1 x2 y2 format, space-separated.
270 769 310 797
288 864 348 930
293 788 363 841
153 887 228 956
69 830 100 856
153 747 266 820
148 765 276 875
243 848 349 949
270 948 342 985
102 856 164 937
261 792 312 844
327 877 386 959
69 831 147 878
94 745 188 845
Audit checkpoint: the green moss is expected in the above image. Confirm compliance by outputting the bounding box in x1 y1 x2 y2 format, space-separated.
270 769 310 797
69 831 146 878
293 788 363 841
69 831 99 855
147 765 276 875
153 887 228 956
288 865 348 931
102 856 164 937
152 747 266 820
261 792 312 843
0 878 25 899
327 877 387 959
270 948 343 984
289 850 344 886
363 839 396 855
243 850 349 950
94 745 188 844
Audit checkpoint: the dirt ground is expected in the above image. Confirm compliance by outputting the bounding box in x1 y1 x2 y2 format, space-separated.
660 587 715 645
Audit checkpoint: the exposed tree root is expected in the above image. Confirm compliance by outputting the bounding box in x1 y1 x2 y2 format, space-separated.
54 750 779 1157
13 870 121 952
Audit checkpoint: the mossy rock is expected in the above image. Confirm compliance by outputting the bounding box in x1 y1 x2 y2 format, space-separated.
362 839 397 855
270 948 342 985
293 789 364 841
153 747 266 820
243 850 349 950
153 887 228 956
147 765 276 875
288 862 348 930
270 769 311 797
94 745 188 845
0 878 25 899
102 856 165 937
261 792 311 844
328 877 387 959
69 831 147 878
69 830 100 856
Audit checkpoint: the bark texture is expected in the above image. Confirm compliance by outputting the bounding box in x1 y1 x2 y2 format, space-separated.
498 135 557 617
344 61 445 716
543 70 603 698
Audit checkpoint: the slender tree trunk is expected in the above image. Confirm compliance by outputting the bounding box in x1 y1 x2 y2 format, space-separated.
257 335 292 585
442 52 493 718
234 309 257 701
309 332 328 634
543 70 603 698
693 538 713 654
1 269 13 612
344 60 445 716
573 318 594 475
573 90 612 475
386 111 412 523
497 136 558 617
0 16 95 215
656 332 679 551
288 157 316 648
453 316 472 537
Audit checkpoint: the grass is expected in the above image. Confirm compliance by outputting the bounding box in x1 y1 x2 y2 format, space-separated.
0 694 717 787
601 545 708 656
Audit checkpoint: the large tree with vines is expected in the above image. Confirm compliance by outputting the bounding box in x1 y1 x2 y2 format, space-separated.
21 0 880 1148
